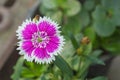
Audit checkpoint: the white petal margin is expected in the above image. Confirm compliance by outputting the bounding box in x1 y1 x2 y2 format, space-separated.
32 53 55 64
37 16 61 35
48 35 65 56
24 54 34 62
16 18 33 40
17 40 34 62
16 41 25 55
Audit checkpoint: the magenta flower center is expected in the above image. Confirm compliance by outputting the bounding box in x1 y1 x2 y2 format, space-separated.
32 31 49 48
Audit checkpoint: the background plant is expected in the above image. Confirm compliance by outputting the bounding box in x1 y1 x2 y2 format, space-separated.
11 0 120 80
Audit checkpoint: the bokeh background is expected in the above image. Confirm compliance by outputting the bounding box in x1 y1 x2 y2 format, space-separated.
0 0 120 80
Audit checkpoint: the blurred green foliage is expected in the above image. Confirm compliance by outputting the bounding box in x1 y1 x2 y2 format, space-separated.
12 0 120 80
40 0 120 54
91 76 108 80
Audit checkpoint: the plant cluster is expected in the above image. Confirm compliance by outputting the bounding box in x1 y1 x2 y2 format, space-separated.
12 0 120 80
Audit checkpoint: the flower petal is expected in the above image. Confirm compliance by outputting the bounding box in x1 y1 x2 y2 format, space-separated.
33 48 55 64
38 17 58 36
46 36 59 53
34 48 50 59
22 22 37 40
22 41 35 56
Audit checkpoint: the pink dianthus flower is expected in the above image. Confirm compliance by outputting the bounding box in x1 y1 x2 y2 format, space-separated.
16 16 65 64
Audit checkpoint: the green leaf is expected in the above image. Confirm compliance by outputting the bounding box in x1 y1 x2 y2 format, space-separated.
79 9 90 28
21 62 47 78
93 20 115 37
92 50 103 57
92 5 116 37
65 0 81 16
84 54 105 65
101 0 120 26
71 55 80 71
19 78 34 80
63 15 81 35
84 0 95 11
92 5 106 21
39 5 50 15
102 34 120 54
101 0 120 9
104 43 120 54
49 10 63 23
62 40 75 58
39 74 46 80
55 0 67 6
11 57 24 80
40 9 62 23
21 67 35 78
54 55 73 78
91 76 108 80
24 61 34 69
110 8 120 26
84 27 96 43
41 0 57 9
69 33 79 49
82 42 92 55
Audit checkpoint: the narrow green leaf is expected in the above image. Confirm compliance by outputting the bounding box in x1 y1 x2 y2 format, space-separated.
92 50 103 57
82 42 92 55
84 54 105 65
11 57 24 80
21 67 35 78
91 76 108 80
54 55 73 78
21 61 47 78
69 33 79 49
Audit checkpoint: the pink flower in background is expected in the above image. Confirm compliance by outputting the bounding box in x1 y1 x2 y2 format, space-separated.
16 16 65 64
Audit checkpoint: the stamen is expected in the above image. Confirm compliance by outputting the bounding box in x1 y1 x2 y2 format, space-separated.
32 32 49 48
37 37 42 42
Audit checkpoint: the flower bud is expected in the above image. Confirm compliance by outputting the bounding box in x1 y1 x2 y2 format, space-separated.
81 36 90 45
77 47 83 55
